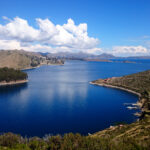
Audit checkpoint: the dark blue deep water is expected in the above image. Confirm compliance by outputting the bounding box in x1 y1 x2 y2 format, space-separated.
0 60 150 137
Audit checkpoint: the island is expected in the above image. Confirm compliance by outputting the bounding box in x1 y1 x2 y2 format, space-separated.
0 67 28 86
83 58 113 62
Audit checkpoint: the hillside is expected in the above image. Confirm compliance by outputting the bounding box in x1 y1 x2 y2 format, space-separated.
0 50 64 69
92 70 150 93
91 116 150 149
89 70 150 149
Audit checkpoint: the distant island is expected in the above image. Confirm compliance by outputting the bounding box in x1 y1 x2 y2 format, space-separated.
121 60 136 63
0 67 28 86
84 58 136 63
84 58 113 62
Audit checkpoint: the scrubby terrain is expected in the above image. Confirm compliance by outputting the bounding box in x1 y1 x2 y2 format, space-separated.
92 70 150 94
0 118 150 150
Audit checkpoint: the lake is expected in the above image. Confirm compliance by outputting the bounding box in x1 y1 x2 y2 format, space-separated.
0 60 150 137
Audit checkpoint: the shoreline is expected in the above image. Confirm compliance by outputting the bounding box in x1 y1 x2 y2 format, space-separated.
0 79 28 86
90 81 143 113
90 82 141 97
21 66 40 71
21 63 64 71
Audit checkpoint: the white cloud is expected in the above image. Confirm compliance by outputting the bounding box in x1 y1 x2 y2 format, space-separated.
112 46 149 56
1 17 149 56
0 40 21 49
0 17 39 42
36 18 58 41
0 39 102 54
0 17 100 53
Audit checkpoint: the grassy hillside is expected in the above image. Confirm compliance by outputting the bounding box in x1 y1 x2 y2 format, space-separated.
0 50 64 69
92 70 150 94
91 116 150 149
0 50 32 69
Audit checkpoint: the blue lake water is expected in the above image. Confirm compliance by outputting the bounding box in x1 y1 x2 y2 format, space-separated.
0 60 150 137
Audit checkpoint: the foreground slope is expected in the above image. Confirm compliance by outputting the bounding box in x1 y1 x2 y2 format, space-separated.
92 116 150 148
0 117 150 150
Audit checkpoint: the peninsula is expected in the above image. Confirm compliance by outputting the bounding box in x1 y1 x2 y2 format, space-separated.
90 70 150 117
0 67 28 86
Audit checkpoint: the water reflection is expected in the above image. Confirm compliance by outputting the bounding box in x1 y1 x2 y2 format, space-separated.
0 83 28 95
0 83 29 111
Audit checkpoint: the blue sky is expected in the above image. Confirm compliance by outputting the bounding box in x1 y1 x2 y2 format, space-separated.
0 0 150 56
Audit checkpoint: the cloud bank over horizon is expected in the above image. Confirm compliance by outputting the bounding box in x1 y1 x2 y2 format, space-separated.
0 17 102 54
112 46 148 56
0 17 149 56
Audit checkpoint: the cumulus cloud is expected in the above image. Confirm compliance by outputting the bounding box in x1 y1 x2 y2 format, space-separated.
0 17 39 42
112 46 149 56
0 16 100 53
1 17 149 56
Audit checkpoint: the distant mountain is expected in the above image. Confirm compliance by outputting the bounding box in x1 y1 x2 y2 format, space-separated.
47 52 95 59
0 50 64 69
124 56 150 59
87 53 116 59
1 49 149 70
47 52 116 60
39 52 50 57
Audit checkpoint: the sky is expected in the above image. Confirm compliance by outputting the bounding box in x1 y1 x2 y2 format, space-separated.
0 0 150 56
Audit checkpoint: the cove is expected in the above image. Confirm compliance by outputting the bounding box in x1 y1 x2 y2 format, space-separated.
0 60 150 137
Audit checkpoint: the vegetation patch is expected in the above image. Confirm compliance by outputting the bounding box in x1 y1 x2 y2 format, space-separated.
0 67 27 82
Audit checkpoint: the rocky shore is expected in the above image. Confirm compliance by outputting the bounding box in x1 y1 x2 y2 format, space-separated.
90 81 141 97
